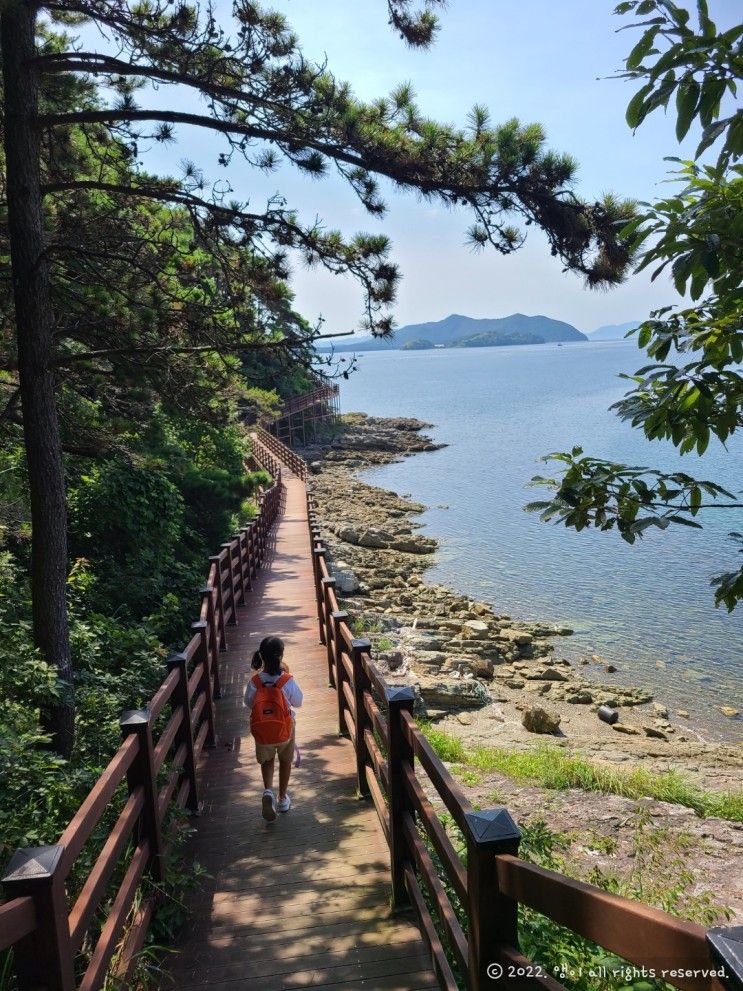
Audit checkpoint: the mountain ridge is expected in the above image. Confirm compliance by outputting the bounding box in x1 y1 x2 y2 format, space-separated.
319 312 588 351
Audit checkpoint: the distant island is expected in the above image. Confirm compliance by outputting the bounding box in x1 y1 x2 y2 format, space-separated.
318 312 643 353
587 321 640 341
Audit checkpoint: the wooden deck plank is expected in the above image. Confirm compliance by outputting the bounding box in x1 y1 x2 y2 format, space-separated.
162 474 437 989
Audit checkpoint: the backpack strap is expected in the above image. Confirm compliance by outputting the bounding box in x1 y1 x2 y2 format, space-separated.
251 673 264 689
275 672 293 690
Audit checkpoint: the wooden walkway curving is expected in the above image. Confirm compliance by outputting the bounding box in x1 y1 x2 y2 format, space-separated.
164 473 437 990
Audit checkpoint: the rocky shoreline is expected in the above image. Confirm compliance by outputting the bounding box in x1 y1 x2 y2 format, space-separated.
303 413 742 793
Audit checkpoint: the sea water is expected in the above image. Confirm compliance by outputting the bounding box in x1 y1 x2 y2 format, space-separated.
338 341 743 739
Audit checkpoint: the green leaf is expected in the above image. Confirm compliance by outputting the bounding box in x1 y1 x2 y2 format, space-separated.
695 119 728 158
675 77 700 141
698 77 726 127
626 83 653 129
626 28 658 69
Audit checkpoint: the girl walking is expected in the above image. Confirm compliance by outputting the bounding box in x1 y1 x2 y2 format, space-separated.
244 635 303 821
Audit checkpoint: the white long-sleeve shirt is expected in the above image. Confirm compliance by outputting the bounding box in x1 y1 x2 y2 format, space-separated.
244 671 303 719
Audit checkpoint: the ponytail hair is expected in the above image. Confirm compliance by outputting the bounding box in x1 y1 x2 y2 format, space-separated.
251 635 284 675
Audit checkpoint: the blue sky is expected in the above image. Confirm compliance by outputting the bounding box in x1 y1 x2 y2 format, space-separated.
80 1 740 334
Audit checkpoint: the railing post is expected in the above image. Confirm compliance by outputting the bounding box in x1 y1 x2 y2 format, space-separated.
166 652 199 812
255 496 265 566
222 541 238 621
707 926 743 991
314 548 327 645
351 638 372 798
120 708 165 883
208 556 228 650
2 845 75 991
200 586 222 700
386 684 416 909
192 619 217 746
234 531 248 603
321 576 337 680
330 610 348 692
463 807 522 991
247 522 257 580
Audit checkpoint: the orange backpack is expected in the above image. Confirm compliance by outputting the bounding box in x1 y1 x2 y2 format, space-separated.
250 672 293 744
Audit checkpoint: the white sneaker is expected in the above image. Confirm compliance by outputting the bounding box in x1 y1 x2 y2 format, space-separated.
277 793 291 813
261 789 276 821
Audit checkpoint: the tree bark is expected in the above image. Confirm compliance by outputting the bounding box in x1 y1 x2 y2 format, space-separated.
1 0 75 757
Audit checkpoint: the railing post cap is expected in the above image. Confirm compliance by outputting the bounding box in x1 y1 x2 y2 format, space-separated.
208 554 222 563
321 576 336 587
314 547 326 556
464 807 521 847
385 684 415 705
351 637 371 652
200 585 214 595
707 926 743 988
120 707 152 729
2 844 65 885
331 609 349 621
191 619 208 631
166 652 188 669
221 541 234 549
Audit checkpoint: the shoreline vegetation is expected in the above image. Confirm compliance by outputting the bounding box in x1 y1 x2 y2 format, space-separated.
303 411 742 922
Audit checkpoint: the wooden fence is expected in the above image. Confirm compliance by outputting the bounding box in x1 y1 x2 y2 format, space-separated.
254 426 308 481
0 473 283 991
304 480 741 991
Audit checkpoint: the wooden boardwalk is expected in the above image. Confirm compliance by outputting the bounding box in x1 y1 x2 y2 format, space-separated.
165 474 437 990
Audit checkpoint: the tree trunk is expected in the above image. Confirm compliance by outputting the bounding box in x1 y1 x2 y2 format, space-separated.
1 1 75 757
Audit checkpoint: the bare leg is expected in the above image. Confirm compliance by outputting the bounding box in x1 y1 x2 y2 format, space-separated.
278 758 292 799
261 757 275 791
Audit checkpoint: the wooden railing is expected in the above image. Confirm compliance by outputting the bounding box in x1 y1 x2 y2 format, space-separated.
0 476 283 991
272 381 339 419
303 478 739 991
254 426 308 481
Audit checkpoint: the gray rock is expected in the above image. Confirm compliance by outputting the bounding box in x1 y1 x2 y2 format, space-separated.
612 723 641 735
565 690 594 704
461 620 489 640
643 725 669 740
522 705 561 734
358 528 392 549
334 568 360 593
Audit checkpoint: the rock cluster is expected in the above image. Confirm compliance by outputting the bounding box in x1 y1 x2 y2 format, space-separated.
303 413 743 779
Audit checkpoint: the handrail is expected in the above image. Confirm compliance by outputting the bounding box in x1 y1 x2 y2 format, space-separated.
264 381 339 421
0 470 284 991
254 426 308 481
302 459 735 991
262 382 340 423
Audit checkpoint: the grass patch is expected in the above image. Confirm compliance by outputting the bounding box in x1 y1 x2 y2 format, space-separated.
420 727 743 823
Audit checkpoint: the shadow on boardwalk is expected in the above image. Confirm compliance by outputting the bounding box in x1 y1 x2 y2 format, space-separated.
162 476 437 990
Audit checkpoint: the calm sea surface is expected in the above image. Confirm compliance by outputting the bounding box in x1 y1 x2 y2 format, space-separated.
338 341 743 740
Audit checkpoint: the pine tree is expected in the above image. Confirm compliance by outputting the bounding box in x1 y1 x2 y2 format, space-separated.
1 0 635 754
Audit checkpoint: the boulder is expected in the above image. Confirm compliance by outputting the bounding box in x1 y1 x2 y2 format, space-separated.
391 535 437 554
499 629 534 646
337 525 360 545
462 620 489 640
643 725 668 740
720 706 740 718
334 568 360 593
358 528 392 549
416 676 491 710
521 705 561 734
565 690 594 704
612 723 641 735
652 702 669 719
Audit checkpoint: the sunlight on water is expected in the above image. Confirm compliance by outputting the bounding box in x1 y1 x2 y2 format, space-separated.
339 341 743 739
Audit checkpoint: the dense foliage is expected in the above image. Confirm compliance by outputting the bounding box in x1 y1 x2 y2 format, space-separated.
529 0 743 609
